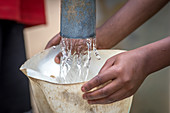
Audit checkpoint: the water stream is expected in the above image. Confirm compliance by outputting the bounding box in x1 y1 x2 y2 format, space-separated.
59 37 100 84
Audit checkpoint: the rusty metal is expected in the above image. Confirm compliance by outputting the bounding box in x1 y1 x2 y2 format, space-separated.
60 0 96 39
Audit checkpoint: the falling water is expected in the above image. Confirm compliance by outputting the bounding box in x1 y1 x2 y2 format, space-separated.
59 38 100 84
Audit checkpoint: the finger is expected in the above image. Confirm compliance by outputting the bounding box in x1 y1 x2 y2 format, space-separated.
81 67 117 92
99 57 116 74
83 79 122 100
55 52 62 64
45 34 61 49
87 88 128 104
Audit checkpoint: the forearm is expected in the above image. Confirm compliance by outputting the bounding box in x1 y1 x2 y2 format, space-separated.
96 0 169 49
136 36 170 75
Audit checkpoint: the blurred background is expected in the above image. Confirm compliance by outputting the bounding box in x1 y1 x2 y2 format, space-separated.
24 0 169 113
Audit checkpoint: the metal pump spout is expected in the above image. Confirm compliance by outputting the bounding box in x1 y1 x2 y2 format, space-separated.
60 0 96 39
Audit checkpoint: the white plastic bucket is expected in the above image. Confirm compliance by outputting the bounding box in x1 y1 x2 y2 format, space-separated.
20 47 133 113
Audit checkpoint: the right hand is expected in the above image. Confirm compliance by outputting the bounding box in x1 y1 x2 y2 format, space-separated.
82 49 148 104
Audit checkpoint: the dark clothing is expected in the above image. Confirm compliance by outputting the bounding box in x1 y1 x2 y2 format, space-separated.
0 20 31 113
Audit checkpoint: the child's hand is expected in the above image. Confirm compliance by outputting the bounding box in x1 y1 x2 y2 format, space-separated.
82 49 148 104
45 33 62 64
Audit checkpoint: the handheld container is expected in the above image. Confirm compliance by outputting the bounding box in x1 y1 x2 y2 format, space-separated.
20 47 133 113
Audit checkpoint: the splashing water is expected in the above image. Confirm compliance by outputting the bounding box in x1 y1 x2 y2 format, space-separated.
59 37 100 84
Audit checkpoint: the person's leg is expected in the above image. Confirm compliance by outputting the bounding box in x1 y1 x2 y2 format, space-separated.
0 20 6 113
1 20 31 113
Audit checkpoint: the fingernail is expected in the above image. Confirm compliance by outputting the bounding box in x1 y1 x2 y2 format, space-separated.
82 94 87 100
55 57 60 64
81 86 86 92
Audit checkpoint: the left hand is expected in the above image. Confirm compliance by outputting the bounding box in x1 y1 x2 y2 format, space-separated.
45 33 62 63
45 33 61 49
45 33 95 64
81 49 148 104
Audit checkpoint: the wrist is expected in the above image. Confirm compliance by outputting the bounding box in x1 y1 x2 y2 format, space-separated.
96 27 105 49
96 27 116 49
131 47 150 77
136 37 170 75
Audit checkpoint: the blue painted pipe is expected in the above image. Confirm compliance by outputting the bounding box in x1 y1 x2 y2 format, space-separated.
60 0 96 39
